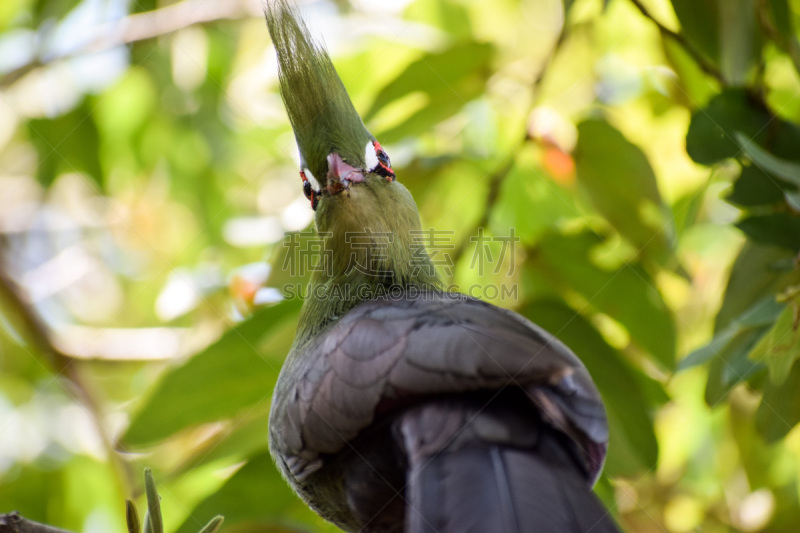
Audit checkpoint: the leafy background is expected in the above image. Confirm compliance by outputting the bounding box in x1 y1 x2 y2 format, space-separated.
1 0 800 531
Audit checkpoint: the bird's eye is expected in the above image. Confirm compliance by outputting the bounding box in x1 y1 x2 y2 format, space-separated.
365 140 395 181
300 169 321 211
377 149 391 168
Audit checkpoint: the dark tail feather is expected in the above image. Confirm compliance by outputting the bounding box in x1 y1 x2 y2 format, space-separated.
398 399 621 533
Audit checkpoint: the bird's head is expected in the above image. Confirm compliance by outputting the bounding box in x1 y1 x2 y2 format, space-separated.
266 1 403 227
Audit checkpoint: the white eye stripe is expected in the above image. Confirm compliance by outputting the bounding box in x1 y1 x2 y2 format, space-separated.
303 168 320 191
364 140 379 172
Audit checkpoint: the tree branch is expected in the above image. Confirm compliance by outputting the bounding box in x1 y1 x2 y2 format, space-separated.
628 0 725 83
0 512 75 533
0 0 263 88
450 16 568 269
0 256 134 499
0 264 70 373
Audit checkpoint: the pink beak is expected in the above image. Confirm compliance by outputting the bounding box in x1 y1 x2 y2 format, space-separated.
326 152 365 194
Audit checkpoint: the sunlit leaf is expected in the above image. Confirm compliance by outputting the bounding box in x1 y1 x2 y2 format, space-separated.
28 102 104 188
174 452 332 533
765 0 800 76
756 359 800 442
686 89 770 165
705 327 765 405
365 42 492 119
749 305 800 386
124 299 302 446
683 297 786 404
366 42 493 142
32 0 82 20
524 299 660 476
718 0 759 85
680 297 784 371
536 231 676 368
574 118 673 263
171 409 271 476
715 242 798 331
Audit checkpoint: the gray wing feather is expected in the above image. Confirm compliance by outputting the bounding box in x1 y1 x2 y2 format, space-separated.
269 293 607 484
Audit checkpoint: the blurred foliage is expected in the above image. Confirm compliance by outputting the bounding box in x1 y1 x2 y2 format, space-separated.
3 0 800 531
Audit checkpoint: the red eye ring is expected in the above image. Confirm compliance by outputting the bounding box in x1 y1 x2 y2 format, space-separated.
300 170 320 210
371 141 395 181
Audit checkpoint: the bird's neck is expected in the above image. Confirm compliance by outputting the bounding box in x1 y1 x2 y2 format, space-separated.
295 182 441 344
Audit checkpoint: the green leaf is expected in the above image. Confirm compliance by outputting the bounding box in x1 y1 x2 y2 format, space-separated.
768 0 793 38
671 0 720 66
786 190 800 211
32 0 83 20
574 118 673 263
490 147 579 244
126 500 141 533
145 468 163 533
365 42 492 119
735 132 800 187
736 214 800 251
524 300 660 476
715 242 798 331
197 516 224 533
432 0 473 39
749 305 800 385
124 299 302 446
662 38 718 107
28 102 104 188
536 231 676 368
686 89 770 165
672 181 709 236
705 327 766 405
764 0 800 77
170 408 271 477
679 327 739 370
175 452 328 533
726 165 791 207
684 296 786 404
756 359 800 442
719 0 759 85
680 296 784 370
366 42 494 142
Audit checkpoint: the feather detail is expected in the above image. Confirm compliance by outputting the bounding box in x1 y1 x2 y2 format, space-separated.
397 398 621 533
265 0 374 184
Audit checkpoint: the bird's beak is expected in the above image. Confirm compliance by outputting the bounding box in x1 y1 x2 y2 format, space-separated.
326 152 365 195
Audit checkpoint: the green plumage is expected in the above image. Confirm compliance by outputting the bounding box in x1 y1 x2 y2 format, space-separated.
266 0 374 184
266 4 616 532
266 1 440 343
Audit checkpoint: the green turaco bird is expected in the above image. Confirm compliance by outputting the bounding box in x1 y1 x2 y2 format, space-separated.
265 2 620 531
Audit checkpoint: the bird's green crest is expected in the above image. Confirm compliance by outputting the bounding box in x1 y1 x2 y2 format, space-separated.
265 0 374 184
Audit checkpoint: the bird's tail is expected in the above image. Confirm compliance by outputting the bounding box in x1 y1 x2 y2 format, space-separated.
396 396 620 533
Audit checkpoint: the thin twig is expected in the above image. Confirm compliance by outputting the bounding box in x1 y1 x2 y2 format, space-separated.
0 258 134 499
0 265 70 372
628 0 725 83
450 18 568 268
0 0 263 88
450 153 517 267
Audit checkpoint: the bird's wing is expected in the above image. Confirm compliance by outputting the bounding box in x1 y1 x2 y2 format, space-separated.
269 292 608 484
